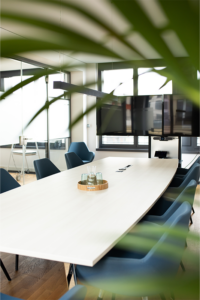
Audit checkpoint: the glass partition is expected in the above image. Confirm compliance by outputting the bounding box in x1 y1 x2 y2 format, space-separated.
21 62 47 183
0 59 25 183
0 58 71 184
49 72 71 171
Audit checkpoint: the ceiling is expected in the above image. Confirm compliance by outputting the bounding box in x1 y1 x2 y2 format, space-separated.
1 0 190 67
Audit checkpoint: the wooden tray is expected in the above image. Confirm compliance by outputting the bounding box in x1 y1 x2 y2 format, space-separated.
77 180 108 191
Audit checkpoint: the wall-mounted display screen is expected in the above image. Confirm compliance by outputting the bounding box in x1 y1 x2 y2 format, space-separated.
131 95 163 136
97 95 199 137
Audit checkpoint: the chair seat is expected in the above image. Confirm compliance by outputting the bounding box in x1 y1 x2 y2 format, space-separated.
82 160 90 164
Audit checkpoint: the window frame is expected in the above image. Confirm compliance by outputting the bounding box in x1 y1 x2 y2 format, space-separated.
98 136 148 152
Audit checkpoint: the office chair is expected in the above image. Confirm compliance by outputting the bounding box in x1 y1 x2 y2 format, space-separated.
68 142 95 164
169 164 199 188
65 152 84 170
0 168 20 273
0 285 87 300
34 158 60 180
143 179 197 225
164 164 199 222
76 202 191 300
175 156 200 176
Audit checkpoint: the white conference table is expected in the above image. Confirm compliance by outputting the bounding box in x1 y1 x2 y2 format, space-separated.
0 157 178 270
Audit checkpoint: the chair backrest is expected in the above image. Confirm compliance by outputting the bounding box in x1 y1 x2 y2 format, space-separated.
0 168 20 194
180 164 200 188
189 156 200 171
65 152 84 170
34 158 60 180
68 142 90 160
162 179 197 221
145 201 191 276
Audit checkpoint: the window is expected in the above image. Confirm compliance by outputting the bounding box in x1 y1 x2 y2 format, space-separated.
138 67 172 95
102 136 134 145
138 136 149 146
102 69 133 96
98 63 173 151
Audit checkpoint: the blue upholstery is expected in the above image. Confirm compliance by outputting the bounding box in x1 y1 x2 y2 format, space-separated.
65 152 84 170
0 168 20 194
169 164 199 188
59 285 87 300
76 202 191 297
34 158 60 180
0 294 23 300
0 285 87 300
176 156 200 176
68 142 95 164
143 179 197 224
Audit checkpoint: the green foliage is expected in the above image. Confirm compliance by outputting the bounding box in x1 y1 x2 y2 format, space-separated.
1 1 199 298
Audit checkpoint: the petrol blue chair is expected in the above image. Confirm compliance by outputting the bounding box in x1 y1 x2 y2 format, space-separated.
164 164 199 221
175 156 200 176
169 164 199 188
0 168 20 194
0 168 21 274
68 142 95 164
143 179 197 225
34 158 60 180
65 152 84 170
76 202 192 300
0 285 87 300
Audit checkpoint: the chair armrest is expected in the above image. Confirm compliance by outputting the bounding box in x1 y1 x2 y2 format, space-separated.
76 256 155 296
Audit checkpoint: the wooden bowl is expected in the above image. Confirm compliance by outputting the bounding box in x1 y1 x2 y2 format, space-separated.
77 180 108 191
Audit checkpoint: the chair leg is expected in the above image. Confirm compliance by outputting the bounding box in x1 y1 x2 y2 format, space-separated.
0 259 11 281
180 261 186 272
112 294 116 300
72 264 77 285
192 206 195 214
67 264 73 286
190 216 193 225
97 289 104 300
15 255 19 271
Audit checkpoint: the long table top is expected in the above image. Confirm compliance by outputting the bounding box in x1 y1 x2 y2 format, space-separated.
0 157 178 267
